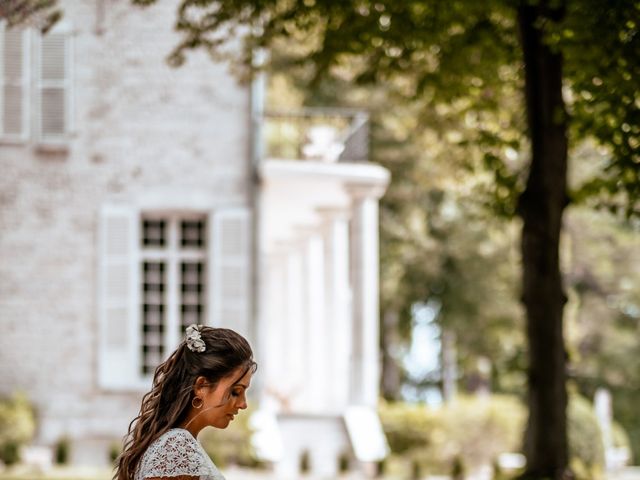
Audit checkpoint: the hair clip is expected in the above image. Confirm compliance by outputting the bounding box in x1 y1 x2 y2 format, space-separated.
185 324 206 352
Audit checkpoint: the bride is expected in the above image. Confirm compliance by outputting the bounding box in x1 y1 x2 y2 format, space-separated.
114 325 257 480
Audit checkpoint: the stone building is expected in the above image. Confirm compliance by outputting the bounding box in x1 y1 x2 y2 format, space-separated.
0 2 389 477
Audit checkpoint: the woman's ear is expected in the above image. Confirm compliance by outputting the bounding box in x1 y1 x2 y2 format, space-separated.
193 376 208 396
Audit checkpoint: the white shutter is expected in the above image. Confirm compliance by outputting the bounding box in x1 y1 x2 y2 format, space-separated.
98 205 140 390
0 25 29 140
209 208 252 338
37 28 70 143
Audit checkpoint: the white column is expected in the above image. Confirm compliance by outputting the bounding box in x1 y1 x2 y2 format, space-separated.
304 230 326 411
286 246 306 411
261 251 288 411
318 209 352 412
348 186 385 407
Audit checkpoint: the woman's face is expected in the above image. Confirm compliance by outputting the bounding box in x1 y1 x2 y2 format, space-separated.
200 366 253 429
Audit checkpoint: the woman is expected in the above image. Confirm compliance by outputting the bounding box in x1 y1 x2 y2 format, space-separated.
114 324 257 480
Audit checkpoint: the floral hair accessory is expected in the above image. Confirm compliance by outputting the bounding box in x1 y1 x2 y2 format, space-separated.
185 324 206 353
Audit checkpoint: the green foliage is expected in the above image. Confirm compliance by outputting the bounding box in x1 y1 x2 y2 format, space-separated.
380 392 617 480
0 442 20 467
0 0 62 33
0 392 36 466
611 421 632 455
559 0 640 218
132 0 639 217
568 392 605 480
379 395 527 476
108 440 122 465
563 206 640 462
199 408 262 469
54 436 70 465
451 454 466 480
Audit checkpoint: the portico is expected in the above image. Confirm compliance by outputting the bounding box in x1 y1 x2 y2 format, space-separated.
256 149 390 476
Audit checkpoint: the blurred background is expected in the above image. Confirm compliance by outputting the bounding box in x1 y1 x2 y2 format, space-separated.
0 1 638 480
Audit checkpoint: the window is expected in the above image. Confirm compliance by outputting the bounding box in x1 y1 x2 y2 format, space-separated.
0 22 71 144
0 26 28 140
98 205 251 390
140 216 207 375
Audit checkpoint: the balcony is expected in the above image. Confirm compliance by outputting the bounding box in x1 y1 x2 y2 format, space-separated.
263 107 369 163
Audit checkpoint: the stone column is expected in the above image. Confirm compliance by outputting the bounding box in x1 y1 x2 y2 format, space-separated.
348 185 386 407
302 228 326 412
285 243 307 411
260 249 289 411
318 208 352 412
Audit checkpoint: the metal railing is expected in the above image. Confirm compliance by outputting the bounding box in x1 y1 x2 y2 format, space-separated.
262 107 369 163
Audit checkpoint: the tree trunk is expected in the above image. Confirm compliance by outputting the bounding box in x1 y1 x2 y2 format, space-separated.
516 2 570 479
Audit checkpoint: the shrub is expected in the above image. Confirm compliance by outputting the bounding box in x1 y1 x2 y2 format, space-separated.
380 392 620 480
109 440 122 465
379 395 526 477
0 392 36 466
54 436 70 465
299 450 310 473
568 393 604 480
0 441 20 466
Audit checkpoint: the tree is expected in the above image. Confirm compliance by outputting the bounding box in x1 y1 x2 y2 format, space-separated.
0 0 61 32
133 2 637 478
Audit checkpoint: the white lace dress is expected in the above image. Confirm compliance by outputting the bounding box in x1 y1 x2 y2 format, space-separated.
135 428 225 480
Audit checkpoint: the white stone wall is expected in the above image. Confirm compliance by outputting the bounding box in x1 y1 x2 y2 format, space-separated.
0 0 250 464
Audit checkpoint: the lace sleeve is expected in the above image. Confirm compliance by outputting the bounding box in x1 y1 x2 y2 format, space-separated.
137 430 213 480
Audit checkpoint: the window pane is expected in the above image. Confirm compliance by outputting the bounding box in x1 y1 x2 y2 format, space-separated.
142 219 166 247
180 219 206 248
3 85 23 135
3 29 24 82
41 87 65 136
180 261 205 331
142 261 165 374
41 34 65 81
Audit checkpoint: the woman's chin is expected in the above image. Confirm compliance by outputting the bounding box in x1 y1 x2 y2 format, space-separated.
212 416 233 429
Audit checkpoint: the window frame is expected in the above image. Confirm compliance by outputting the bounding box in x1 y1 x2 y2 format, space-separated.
34 22 73 147
139 212 208 381
0 21 72 147
98 204 251 391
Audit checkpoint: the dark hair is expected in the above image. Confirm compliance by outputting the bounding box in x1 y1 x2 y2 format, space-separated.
114 327 257 480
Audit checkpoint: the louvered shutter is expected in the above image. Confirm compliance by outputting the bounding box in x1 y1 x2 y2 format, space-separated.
37 29 70 142
209 208 252 339
0 25 29 140
98 205 140 390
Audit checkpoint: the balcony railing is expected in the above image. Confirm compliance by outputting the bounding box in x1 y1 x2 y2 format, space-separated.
262 107 369 163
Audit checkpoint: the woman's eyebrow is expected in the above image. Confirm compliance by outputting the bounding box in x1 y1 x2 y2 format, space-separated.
234 382 250 389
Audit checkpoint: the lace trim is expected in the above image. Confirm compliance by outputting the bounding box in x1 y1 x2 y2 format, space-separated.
135 429 225 480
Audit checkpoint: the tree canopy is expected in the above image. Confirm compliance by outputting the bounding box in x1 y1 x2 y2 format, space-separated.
0 0 61 32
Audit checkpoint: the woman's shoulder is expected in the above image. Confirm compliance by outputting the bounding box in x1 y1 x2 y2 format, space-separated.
136 429 218 480
153 428 199 448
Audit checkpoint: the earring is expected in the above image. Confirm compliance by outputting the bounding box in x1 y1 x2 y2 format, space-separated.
192 396 204 409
